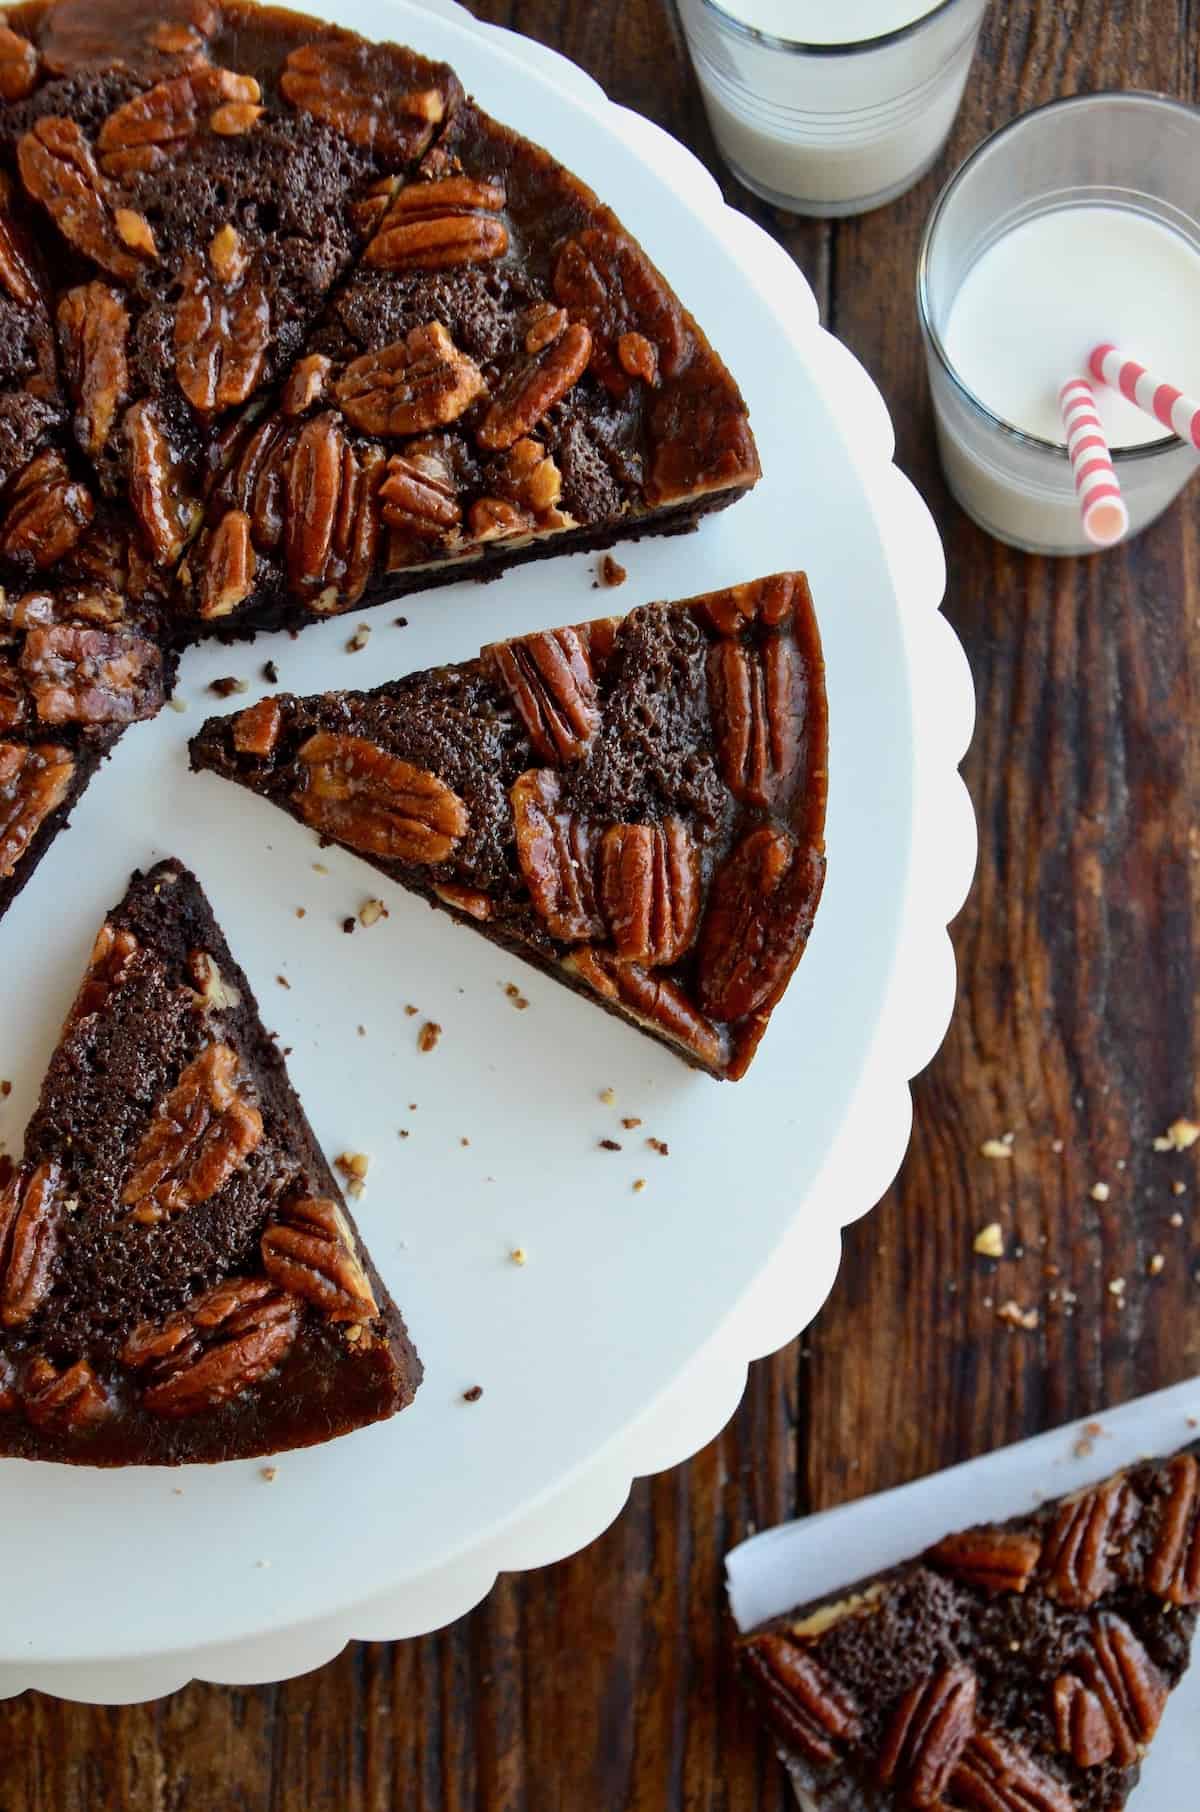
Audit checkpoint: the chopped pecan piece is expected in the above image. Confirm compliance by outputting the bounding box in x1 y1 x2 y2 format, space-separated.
0 24 38 101
554 228 689 394
1070 1614 1168 1767
511 768 603 940
1 450 94 569
599 819 700 966
96 67 261 176
697 572 813 638
488 628 600 763
1147 1453 1200 1605
17 117 154 283
1042 1475 1136 1608
525 303 568 355
335 324 485 437
296 731 467 863
363 173 507 269
281 353 333 417
0 174 40 309
434 881 493 920
477 323 592 452
284 415 384 608
123 1277 298 1417
564 947 728 1070
72 922 139 1019
122 1043 263 1225
262 1195 378 1323
467 497 529 542
741 1635 862 1766
379 444 461 540
208 223 250 287
1051 1674 1115 1768
57 283 130 460
0 741 73 880
708 630 807 809
929 1528 1043 1595
281 39 446 160
879 1664 977 1807
126 400 201 565
0 1159 62 1329
23 1357 110 1435
197 508 256 619
231 695 282 759
175 254 271 414
949 1731 1073 1812
209 100 264 135
697 826 825 1023
486 437 566 522
187 950 241 1013
21 625 160 727
617 330 658 385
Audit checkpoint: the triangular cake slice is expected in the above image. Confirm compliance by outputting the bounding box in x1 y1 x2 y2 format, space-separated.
0 858 419 1463
191 572 826 1080
738 1444 1200 1810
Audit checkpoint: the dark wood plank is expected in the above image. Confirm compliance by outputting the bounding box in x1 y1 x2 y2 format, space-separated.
1 2 1196 1807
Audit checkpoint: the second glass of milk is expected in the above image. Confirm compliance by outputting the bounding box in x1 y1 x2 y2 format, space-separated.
676 0 990 217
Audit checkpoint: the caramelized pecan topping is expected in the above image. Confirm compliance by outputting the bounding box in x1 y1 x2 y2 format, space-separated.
879 1664 977 1806
696 826 825 1023
1066 1614 1168 1768
0 1159 62 1329
598 819 699 966
524 303 568 355
0 741 73 880
20 624 160 727
175 253 271 414
553 228 689 395
97 67 261 176
123 1277 298 1417
281 39 446 159
40 0 220 76
617 330 658 385
0 24 38 101
281 352 333 417
23 1356 111 1435
334 324 485 437
57 283 130 460
379 444 461 541
930 1528 1043 1595
740 1635 862 1766
647 356 760 505
488 628 600 763
708 628 807 810
197 508 256 619
126 400 201 565
231 695 282 758
72 922 139 1019
949 1731 1072 1812
476 323 592 452
511 768 603 940
17 118 156 283
434 881 493 920
1042 1476 1136 1608
485 437 566 524
363 173 508 270
284 415 384 608
296 731 467 863
1 450 94 569
1051 1674 1116 1769
213 411 297 553
563 947 727 1071
0 174 40 309
1147 1453 1200 1605
122 1043 263 1225
262 1195 378 1323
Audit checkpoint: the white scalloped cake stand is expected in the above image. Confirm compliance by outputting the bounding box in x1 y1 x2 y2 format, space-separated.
0 0 975 1700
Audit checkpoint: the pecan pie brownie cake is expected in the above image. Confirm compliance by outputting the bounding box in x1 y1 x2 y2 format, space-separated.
191 572 827 1080
0 858 419 1463
738 1445 1200 1811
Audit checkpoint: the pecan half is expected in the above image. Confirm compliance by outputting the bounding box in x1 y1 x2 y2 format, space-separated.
334 324 484 438
1147 1453 1200 1605
1 450 94 569
281 39 446 160
708 631 806 809
126 400 201 565
563 947 727 1071
122 1043 263 1225
0 1159 62 1328
0 24 38 101
599 819 700 966
950 1731 1073 1812
197 508 256 619
511 768 603 940
97 67 261 177
123 1277 298 1417
296 731 467 863
175 254 271 414
262 1195 377 1323
740 1635 861 1766
231 695 281 758
216 411 298 552
72 922 139 1019
488 628 600 763
1043 1475 1136 1608
379 444 461 541
1052 1674 1115 1768
362 174 507 269
57 283 130 460
284 415 384 608
0 174 40 309
879 1664 977 1807
485 437 566 523
930 1528 1043 1595
23 1357 110 1435
17 117 155 283
0 741 73 880
281 352 333 417
696 826 825 1023
477 323 592 453
553 228 689 394
696 572 812 638
21 625 160 727
1071 1614 1168 1767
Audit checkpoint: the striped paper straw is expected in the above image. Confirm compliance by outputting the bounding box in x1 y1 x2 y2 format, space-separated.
1059 378 1129 549
1089 343 1200 450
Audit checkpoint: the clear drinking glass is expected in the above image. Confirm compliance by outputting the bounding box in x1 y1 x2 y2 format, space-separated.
675 0 990 218
917 93 1200 556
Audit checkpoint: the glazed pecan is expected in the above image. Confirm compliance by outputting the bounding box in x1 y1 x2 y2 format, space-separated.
57 283 130 460
878 1664 977 1807
599 819 699 966
97 67 261 177
949 1731 1073 1812
0 175 40 309
0 24 38 101
208 223 250 287
296 731 468 863
334 325 485 437
231 695 282 759
0 741 73 880
23 1357 110 1435
0 1159 62 1329
466 497 529 542
696 826 825 1023
617 330 658 386
1147 1453 1200 1605
20 625 160 727
284 414 385 608
477 322 592 452
1052 1674 1116 1768
281 39 446 160
434 881 493 920
123 1277 298 1417
379 444 461 540
1070 1614 1168 1768
72 921 139 1019
0 587 124 633
122 1043 263 1225
197 508 256 619
929 1528 1043 1595
363 174 508 271
262 1195 378 1323
1043 1475 1136 1608
210 99 264 135
485 437 566 523
175 254 271 414
1 450 94 569
126 400 201 565
216 411 298 551
563 947 727 1071
17 117 155 283
281 353 333 417
708 631 806 809
553 228 688 394
697 572 811 639
511 768 603 940
524 303 569 356
488 628 600 763
740 1636 861 1766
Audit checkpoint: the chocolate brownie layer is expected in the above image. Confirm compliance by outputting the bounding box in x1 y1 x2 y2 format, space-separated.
0 858 420 1463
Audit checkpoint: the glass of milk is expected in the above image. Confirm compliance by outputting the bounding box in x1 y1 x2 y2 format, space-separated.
675 0 990 217
918 93 1200 556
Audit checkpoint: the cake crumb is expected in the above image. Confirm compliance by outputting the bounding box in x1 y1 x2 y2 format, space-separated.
1089 1181 1111 1203
295 907 306 919
312 862 329 875
341 916 356 934
359 898 387 928
262 660 279 684
460 1136 469 1147
172 1486 184 1496
255 1559 271 1569
417 1021 441 1054
398 1129 409 1139
346 623 371 653
504 982 529 1009
261 1465 278 1483
335 1151 370 1198
997 1300 1039 1331
394 616 408 628
0 1080 10 1098
1148 1253 1166 1276
599 1138 622 1151
276 974 290 989
463 1385 483 1403
510 1247 527 1266
973 1222 1005 1259
1172 1180 1187 1196
598 553 627 587
599 1087 616 1106
1073 1422 1104 1459
404 1004 418 1016
632 1178 646 1193
167 695 187 713
621 1116 642 1130
1153 1118 1200 1151
209 675 248 697
646 1137 669 1157
980 1137 1014 1160
357 1025 366 1037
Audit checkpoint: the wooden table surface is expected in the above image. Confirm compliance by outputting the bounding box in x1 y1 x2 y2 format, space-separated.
3 2 1199 1806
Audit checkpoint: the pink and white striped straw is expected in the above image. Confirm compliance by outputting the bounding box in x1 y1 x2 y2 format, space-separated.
1089 343 1200 450
1059 377 1129 548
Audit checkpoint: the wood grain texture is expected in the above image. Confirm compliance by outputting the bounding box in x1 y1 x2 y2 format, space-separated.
1 2 1198 1807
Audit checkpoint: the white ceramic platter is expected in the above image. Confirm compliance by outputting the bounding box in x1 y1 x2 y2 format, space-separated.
0 0 975 1699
